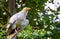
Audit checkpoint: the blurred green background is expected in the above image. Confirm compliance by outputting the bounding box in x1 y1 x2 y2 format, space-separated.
0 0 60 39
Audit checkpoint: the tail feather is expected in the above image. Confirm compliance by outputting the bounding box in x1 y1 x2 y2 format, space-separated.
6 23 12 35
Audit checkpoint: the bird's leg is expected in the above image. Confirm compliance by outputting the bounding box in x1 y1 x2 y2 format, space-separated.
15 29 18 33
15 28 20 33
10 28 19 39
9 28 21 39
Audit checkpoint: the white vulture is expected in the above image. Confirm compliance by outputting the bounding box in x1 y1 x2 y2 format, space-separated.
6 7 31 35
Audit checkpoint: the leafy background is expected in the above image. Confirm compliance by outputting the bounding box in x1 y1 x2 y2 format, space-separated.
0 0 60 39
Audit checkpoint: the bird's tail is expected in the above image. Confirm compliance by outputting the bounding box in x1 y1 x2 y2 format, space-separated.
6 23 12 35
6 24 11 31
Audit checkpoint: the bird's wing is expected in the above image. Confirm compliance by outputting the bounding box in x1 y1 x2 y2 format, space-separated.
19 19 29 31
6 21 16 35
6 15 17 35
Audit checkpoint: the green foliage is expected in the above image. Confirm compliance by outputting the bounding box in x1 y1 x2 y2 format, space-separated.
0 29 7 39
17 25 60 39
0 25 60 39
17 25 46 39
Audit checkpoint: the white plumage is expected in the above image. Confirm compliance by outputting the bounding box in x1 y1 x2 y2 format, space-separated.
6 7 30 35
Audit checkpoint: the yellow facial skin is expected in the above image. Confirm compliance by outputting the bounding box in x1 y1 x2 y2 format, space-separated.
26 7 31 11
